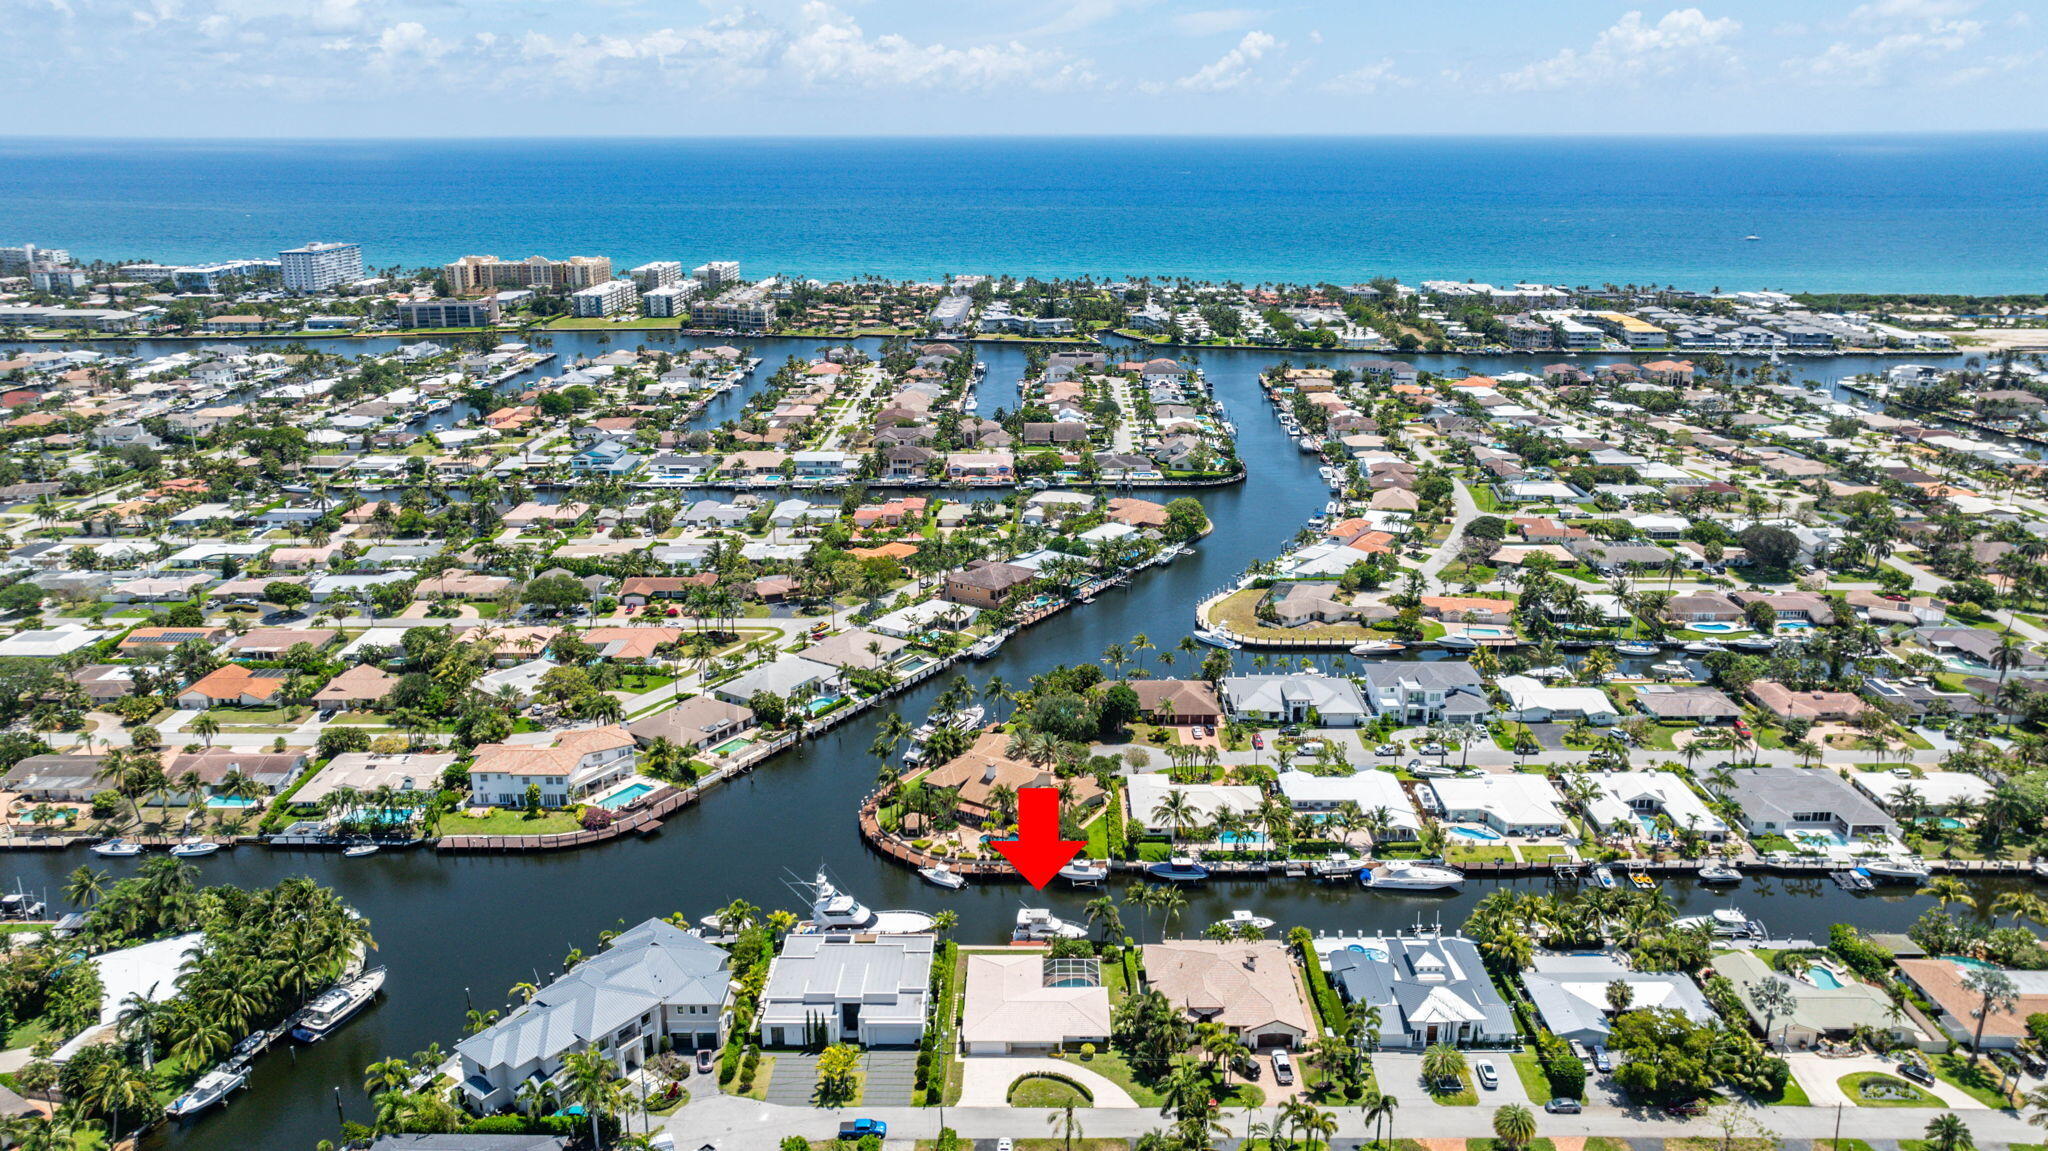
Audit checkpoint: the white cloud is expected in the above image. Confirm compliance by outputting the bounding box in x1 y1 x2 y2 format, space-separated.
1322 58 1407 95
1797 0 1987 85
1171 7 1264 37
784 3 1095 91
1167 29 1280 92
1501 8 1740 91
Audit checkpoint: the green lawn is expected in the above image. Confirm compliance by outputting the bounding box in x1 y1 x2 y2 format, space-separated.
1929 1051 2016 1108
1508 1051 1553 1101
1055 1049 1161 1108
737 1055 776 1101
1008 1073 1092 1108
436 808 586 836
1429 1067 1478 1106
1751 1074 1811 1106
1838 1071 1941 1107
1447 845 1516 864
4 1014 54 1052
1517 844 1569 861
204 706 309 725
1816 1142 1876 1151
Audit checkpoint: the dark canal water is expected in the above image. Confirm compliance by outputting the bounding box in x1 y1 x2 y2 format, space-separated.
2 334 2008 1149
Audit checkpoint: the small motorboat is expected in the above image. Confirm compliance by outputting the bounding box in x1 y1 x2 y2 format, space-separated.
1349 640 1405 656
1648 661 1691 679
165 1065 247 1118
967 634 1005 660
1147 855 1211 883
92 839 143 858
1682 640 1726 655
1192 629 1241 650
169 838 220 859
290 966 387 1043
1436 635 1479 650
1832 869 1875 891
1214 910 1276 933
1731 636 1778 652
1363 860 1465 892
1592 864 1618 889
1613 642 1660 657
1627 868 1656 891
1698 861 1742 884
1672 908 1753 937
341 843 379 858
1524 665 1571 680
1057 858 1110 885
918 864 967 890
1311 853 1366 880
1013 908 1088 942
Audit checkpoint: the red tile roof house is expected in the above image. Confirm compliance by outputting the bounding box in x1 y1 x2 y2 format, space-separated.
1130 679 1225 726
178 665 291 709
312 664 397 713
619 574 717 606
466 726 638 809
942 561 1037 610
1745 681 1871 722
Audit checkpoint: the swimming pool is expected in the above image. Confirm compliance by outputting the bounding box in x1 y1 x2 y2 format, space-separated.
1807 966 1844 989
206 796 258 809
1777 620 1814 633
597 783 655 810
1220 831 1266 845
1792 828 1851 848
806 695 845 715
1947 955 1997 970
710 735 754 756
1690 622 1743 634
1448 825 1504 842
1344 945 1392 962
1462 625 1514 638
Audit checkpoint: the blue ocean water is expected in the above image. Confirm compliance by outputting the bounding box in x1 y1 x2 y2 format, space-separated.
2 135 2045 292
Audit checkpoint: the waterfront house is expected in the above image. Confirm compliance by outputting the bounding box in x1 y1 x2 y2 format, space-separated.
466 726 637 809
756 932 934 1049
1140 940 1313 1050
628 697 754 753
1895 957 2048 1049
1219 674 1371 727
1584 771 1727 843
1850 769 1991 815
1719 767 1899 842
1709 950 1926 1050
711 656 836 707
1523 954 1717 1047
456 919 731 1113
941 561 1036 610
1 753 106 803
1744 681 1870 722
296 752 456 809
919 731 1103 827
1275 770 1420 840
961 953 1112 1056
1124 773 1261 835
1495 676 1620 725
1631 684 1742 723
1427 775 1569 837
1360 662 1489 726
1128 679 1224 727
1325 933 1515 1049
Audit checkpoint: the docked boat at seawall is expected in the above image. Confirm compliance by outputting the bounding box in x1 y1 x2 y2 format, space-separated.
1673 908 1756 937
967 633 1007 661
1697 861 1742 884
166 1065 248 1118
918 863 967 890
92 839 144 858
1057 858 1110 886
805 871 936 934
1213 910 1275 933
1731 636 1779 652
1436 635 1479 650
1591 864 1618 889
342 843 379 858
1192 629 1241 650
1682 641 1727 655
1613 642 1660 657
169 838 220 858
1311 853 1366 881
1648 661 1692 679
290 966 386 1043
1349 641 1405 656
1860 856 1931 883
1147 855 1211 883
1363 860 1465 892
1013 908 1089 942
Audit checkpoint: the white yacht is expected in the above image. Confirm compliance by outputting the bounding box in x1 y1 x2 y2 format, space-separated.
918 863 967 890
165 1066 247 1118
1591 864 1618 889
169 838 220 858
1213 910 1276 932
1013 908 1089 942
1057 858 1110 885
92 840 143 858
805 871 936 934
1673 908 1753 936
1349 641 1405 656
1362 860 1465 892
1192 629 1241 650
911 706 986 743
1698 861 1742 884
967 634 1006 660
1861 856 1931 883
289 966 386 1043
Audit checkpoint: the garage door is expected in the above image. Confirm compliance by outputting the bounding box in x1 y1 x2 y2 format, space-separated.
1254 1032 1294 1049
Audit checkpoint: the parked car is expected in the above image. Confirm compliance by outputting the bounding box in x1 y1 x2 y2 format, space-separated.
997 1140 1014 1151
1475 1061 1498 1090
1544 1098 1582 1114
1271 1050 1295 1086
838 1120 887 1139
695 1049 715 1074
1250 733 1264 749
1374 745 1399 756
1594 1048 1613 1073
1899 1059 1936 1085
1419 742 1448 755
1232 1054 1262 1081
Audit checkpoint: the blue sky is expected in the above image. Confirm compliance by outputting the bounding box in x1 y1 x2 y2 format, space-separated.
6 0 2043 136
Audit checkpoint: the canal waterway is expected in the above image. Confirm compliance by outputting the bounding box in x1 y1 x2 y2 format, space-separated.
1 335 2014 1150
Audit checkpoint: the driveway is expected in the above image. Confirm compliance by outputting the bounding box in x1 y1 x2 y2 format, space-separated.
762 1053 820 1106
1525 723 1570 750
861 1051 918 1107
1787 1053 1989 1111
955 1055 1140 1108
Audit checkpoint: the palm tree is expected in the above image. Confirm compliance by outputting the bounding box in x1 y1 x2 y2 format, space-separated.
1925 1113 1974 1151
63 864 108 909
190 712 221 747
1918 875 1977 910
115 987 167 1069
1366 1091 1398 1149
1082 895 1124 944
363 1056 413 1096
1155 887 1188 942
1964 967 2020 1053
561 1047 625 1149
1047 1101 1084 1151
1492 1103 1537 1151
1152 788 1198 844
1421 1043 1466 1094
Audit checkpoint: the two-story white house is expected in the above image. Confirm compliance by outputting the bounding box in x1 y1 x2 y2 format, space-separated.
467 726 637 809
456 919 730 1113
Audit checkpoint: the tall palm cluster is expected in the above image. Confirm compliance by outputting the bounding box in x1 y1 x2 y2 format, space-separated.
1463 886 1709 972
1 873 369 1146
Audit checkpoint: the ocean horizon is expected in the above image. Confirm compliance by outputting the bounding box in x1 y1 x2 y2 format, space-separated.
3 133 2045 293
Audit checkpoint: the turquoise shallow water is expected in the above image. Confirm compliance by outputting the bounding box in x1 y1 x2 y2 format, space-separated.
3 134 2046 291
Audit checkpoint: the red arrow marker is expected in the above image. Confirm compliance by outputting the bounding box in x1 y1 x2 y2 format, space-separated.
992 787 1087 890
